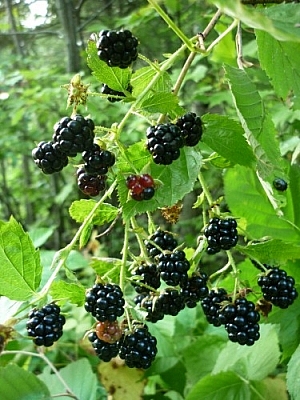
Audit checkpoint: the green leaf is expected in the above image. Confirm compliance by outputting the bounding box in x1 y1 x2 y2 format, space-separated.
139 92 181 114
185 371 251 400
212 324 281 381
49 281 86 306
0 216 42 301
90 257 124 281
202 114 255 167
224 165 299 241
28 226 56 248
256 31 300 109
86 40 131 91
117 142 201 221
239 239 300 264
69 200 119 226
209 1 300 42
287 344 300 399
0 364 51 400
131 65 173 98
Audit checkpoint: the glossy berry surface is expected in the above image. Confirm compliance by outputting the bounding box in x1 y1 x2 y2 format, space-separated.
77 167 106 196
26 303 66 347
96 29 138 68
131 263 161 294
204 217 238 254
157 250 190 287
32 141 68 174
176 112 203 146
146 123 184 165
88 331 119 362
258 267 298 309
118 324 157 369
180 272 209 308
201 288 230 327
82 143 115 175
273 178 288 192
84 283 125 322
145 229 178 258
95 320 122 344
126 174 155 201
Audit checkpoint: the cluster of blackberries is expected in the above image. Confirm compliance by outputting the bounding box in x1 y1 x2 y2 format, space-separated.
258 267 298 309
101 83 132 103
77 143 115 197
96 29 138 69
32 114 95 174
204 217 238 254
146 113 202 165
26 303 66 347
126 174 155 201
84 283 125 322
201 291 260 346
145 229 178 257
88 331 119 362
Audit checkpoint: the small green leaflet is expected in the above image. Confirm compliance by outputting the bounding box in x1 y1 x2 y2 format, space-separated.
131 66 173 98
0 216 42 301
256 31 300 110
139 91 183 116
90 257 125 282
202 114 255 167
49 281 86 306
287 344 300 399
69 200 119 226
86 40 131 92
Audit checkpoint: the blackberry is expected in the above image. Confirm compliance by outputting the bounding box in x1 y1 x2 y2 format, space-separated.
204 217 238 254
218 298 260 346
131 263 161 294
101 83 132 102
146 123 184 165
84 283 125 322
96 29 138 69
157 250 190 287
176 112 203 146
77 167 106 197
82 143 115 175
126 174 155 201
201 288 230 327
32 141 68 174
134 293 165 323
88 331 119 362
26 303 66 347
52 115 95 157
258 267 298 309
145 229 178 258
95 320 122 343
273 178 288 192
180 272 209 308
118 324 157 369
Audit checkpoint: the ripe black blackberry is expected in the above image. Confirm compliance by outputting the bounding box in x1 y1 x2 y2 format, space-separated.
218 298 260 346
26 303 66 347
157 250 190 287
258 267 298 309
131 263 161 294
101 83 132 102
77 167 106 197
204 217 238 254
201 288 230 327
52 114 95 157
180 272 209 308
273 178 288 192
88 331 119 362
84 283 125 322
145 229 178 258
32 141 68 174
176 112 203 146
118 324 157 369
82 143 115 175
96 29 138 69
146 123 184 165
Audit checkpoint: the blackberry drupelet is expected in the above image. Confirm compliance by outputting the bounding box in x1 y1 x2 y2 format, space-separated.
146 123 184 165
258 267 298 309
134 293 165 323
84 283 125 322
201 288 230 327
176 112 203 146
204 217 238 254
218 298 260 346
77 167 106 197
101 83 132 102
273 178 288 192
131 263 161 294
96 29 139 69
145 229 178 258
180 272 209 308
157 250 190 287
126 174 155 201
95 320 122 344
82 143 115 175
32 141 68 174
26 303 66 347
88 331 119 362
52 114 95 157
118 324 157 369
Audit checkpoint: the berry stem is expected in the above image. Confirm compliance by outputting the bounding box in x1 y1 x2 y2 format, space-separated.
198 172 214 207
206 19 239 53
131 217 148 258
